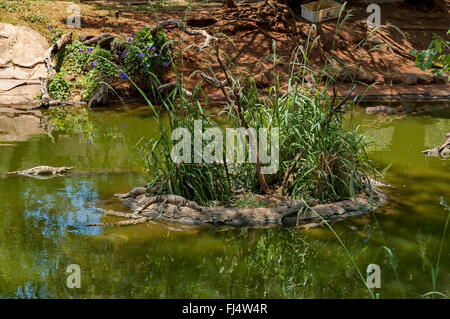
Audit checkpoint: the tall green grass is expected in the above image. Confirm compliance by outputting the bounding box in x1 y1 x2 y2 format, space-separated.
134 42 373 204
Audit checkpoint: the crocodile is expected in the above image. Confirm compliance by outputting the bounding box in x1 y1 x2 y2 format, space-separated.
7 166 73 177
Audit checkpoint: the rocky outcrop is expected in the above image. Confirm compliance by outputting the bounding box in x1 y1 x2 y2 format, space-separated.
422 133 450 158
0 23 49 106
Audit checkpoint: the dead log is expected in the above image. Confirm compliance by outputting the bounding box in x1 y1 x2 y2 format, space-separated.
36 33 73 108
148 19 217 50
157 82 193 98
422 133 450 158
80 33 115 49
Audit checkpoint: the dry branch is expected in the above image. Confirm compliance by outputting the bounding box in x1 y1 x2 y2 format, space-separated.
148 19 217 50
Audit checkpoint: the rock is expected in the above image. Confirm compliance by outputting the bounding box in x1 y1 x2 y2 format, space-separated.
417 74 435 84
365 105 398 114
88 83 110 107
0 23 49 105
405 73 418 85
384 74 404 84
339 69 375 84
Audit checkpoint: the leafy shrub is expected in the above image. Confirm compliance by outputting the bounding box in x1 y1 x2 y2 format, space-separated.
412 30 450 81
48 26 173 102
48 73 72 100
50 28 64 44
58 41 118 101
122 27 171 86
79 71 103 101
0 0 26 12
20 14 46 24
61 41 115 76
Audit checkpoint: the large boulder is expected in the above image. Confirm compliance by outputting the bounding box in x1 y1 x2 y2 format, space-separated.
0 23 49 106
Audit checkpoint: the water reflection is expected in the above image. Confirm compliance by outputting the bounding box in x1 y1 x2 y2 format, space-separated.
0 104 448 298
23 179 102 237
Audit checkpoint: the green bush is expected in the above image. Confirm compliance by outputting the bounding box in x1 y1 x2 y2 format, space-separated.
50 28 63 44
122 27 171 86
58 41 118 101
48 73 72 100
48 26 173 102
20 14 46 24
412 30 450 81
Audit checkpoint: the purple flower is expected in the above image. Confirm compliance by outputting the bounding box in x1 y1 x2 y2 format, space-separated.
151 52 156 57
90 61 99 67
87 48 93 53
163 61 170 68
137 52 146 59
127 37 132 43
47 25 53 31
121 50 127 59
151 46 157 51
78 48 84 53
87 138 92 145
119 72 129 80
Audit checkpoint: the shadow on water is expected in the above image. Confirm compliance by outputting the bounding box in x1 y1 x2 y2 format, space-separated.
0 102 448 298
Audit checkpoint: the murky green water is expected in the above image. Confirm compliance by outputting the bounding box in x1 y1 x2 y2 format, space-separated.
0 103 448 299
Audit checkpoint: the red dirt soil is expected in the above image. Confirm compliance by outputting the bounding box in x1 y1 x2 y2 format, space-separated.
77 1 450 101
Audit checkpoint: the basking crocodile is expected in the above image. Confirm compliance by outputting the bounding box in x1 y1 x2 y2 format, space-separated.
5 167 141 179
7 166 73 177
422 133 450 158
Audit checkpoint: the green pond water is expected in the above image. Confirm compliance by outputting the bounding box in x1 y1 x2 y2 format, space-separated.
0 103 448 299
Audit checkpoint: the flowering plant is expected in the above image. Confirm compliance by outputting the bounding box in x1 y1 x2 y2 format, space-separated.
122 27 172 85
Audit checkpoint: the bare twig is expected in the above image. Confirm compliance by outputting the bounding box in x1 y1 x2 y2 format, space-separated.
148 19 217 50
